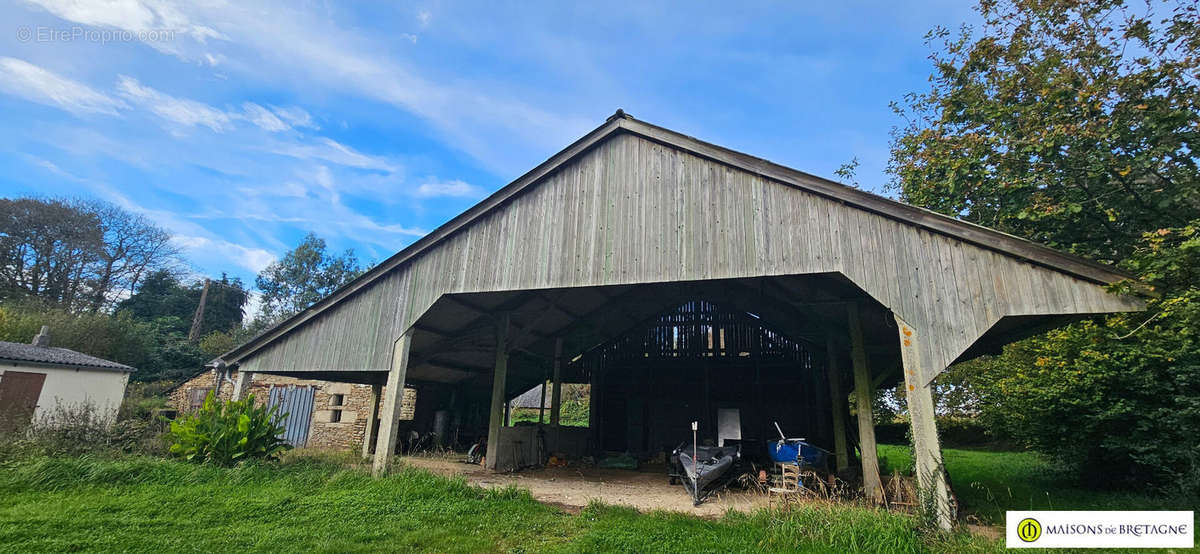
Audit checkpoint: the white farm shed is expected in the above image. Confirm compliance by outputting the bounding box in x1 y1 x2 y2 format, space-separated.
0 326 133 428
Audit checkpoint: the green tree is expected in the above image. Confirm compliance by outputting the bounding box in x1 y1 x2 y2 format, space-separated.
254 233 363 326
889 0 1199 262
890 0 1200 494
117 270 248 337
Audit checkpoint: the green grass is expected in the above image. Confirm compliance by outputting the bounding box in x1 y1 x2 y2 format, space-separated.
0 454 996 553
877 444 1198 525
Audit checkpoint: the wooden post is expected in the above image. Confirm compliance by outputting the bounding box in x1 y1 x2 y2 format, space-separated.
849 303 883 504
485 314 510 471
825 335 850 474
538 372 547 425
188 279 210 342
895 314 953 530
372 330 413 476
231 370 253 401
550 338 563 427
362 384 382 459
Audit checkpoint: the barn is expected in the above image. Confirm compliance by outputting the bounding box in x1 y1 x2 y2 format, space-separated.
217 111 1142 529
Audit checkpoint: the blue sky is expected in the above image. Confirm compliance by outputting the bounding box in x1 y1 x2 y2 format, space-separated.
0 1 979 313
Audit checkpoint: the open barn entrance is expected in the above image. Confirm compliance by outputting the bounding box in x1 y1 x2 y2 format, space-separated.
388 274 901 484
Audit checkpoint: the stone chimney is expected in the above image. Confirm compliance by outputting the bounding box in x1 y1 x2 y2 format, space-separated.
32 325 50 347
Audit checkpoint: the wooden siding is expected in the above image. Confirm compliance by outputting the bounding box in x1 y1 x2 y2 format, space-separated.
239 132 1141 382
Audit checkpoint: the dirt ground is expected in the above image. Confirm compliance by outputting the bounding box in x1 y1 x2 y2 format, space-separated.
401 455 773 517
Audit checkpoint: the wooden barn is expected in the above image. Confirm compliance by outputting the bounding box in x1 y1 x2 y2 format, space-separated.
217 111 1142 529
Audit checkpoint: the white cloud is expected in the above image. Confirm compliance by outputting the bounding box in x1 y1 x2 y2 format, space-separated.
413 179 483 198
417 9 431 28
173 235 275 273
240 102 289 132
0 57 127 116
266 137 397 171
270 106 318 130
23 0 225 61
116 75 232 131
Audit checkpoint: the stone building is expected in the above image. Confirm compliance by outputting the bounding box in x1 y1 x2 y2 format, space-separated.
170 370 415 451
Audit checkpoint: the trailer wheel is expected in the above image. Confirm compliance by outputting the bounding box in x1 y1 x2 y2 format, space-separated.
669 476 678 485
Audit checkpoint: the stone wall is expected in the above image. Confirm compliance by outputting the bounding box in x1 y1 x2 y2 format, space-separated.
170 371 416 451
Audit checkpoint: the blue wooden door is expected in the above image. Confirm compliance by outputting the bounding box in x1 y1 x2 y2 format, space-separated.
267 385 315 447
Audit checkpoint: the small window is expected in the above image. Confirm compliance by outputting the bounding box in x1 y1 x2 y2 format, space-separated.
330 410 342 423
330 393 345 407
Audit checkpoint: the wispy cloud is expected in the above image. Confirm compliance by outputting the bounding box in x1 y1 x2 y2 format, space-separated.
413 180 483 199
265 137 398 172
116 75 232 131
0 57 127 116
22 0 225 63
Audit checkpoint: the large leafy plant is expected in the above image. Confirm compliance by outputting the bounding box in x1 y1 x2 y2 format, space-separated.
168 392 291 465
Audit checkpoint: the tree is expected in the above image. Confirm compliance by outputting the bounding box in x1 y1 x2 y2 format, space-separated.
889 0 1200 494
116 271 248 338
254 233 363 326
889 0 1199 262
0 197 179 312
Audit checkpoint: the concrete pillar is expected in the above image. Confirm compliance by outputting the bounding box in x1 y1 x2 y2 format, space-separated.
849 303 883 504
895 314 953 530
372 330 413 476
825 335 850 474
231 370 253 401
550 338 563 427
361 384 382 459
485 314 510 470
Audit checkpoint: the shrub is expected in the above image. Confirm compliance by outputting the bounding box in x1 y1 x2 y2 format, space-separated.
168 392 290 465
0 401 168 462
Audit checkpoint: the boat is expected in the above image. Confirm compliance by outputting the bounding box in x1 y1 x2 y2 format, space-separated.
669 442 743 506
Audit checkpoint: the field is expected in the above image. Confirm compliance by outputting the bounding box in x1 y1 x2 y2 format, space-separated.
1 447 1194 553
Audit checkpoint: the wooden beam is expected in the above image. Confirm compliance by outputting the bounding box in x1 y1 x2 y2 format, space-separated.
849 303 883 504
825 335 850 473
895 314 953 530
550 338 563 427
230 370 253 401
485 314 510 470
372 330 413 476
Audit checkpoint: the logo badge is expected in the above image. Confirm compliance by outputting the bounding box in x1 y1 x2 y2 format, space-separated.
1017 518 1042 543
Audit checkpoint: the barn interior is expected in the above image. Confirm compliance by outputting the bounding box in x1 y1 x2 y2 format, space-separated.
365 273 909 473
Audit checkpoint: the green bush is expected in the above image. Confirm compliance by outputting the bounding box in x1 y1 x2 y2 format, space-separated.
168 392 290 465
0 402 167 463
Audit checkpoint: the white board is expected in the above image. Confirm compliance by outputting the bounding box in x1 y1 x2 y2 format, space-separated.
717 408 741 446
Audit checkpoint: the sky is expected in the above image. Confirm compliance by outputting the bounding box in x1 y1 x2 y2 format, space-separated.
0 1 980 313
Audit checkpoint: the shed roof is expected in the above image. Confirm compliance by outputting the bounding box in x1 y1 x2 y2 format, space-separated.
222 110 1137 366
0 341 134 373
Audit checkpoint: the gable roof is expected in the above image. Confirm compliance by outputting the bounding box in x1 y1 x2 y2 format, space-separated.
0 341 134 373
222 110 1135 365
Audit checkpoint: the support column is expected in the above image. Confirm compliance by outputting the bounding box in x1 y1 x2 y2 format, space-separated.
361 384 382 459
485 314 510 471
825 335 850 474
372 330 413 476
849 303 883 504
550 338 563 427
231 370 253 401
895 314 953 530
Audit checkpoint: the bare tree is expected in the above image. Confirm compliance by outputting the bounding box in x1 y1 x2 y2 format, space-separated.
0 197 180 312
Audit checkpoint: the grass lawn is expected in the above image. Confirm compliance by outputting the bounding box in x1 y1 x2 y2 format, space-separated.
878 444 1198 526
0 454 997 553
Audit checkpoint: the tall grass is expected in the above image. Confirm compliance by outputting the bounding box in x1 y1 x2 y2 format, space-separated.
0 454 1000 553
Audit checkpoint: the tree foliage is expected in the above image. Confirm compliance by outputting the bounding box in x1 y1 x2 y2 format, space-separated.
889 0 1200 262
890 0 1200 494
0 197 179 312
254 233 362 326
117 270 248 337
